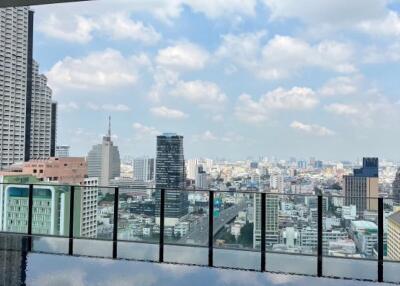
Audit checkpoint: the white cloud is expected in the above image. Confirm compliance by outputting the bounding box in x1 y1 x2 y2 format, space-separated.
38 14 97 44
235 87 318 123
184 0 257 19
358 11 400 37
148 67 180 102
87 103 131 112
193 130 243 142
263 0 387 26
259 36 355 79
156 42 210 71
58 101 80 112
290 121 335 136
261 87 318 109
47 49 142 90
324 103 359 115
101 13 161 44
38 11 161 45
35 0 258 30
217 33 355 80
193 130 218 141
319 76 360 96
363 42 400 63
133 122 160 139
150 106 188 119
170 80 227 109
235 94 268 123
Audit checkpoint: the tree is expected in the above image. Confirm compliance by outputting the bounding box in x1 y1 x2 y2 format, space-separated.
238 223 253 247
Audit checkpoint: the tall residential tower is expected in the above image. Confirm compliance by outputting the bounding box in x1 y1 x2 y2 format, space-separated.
0 8 56 169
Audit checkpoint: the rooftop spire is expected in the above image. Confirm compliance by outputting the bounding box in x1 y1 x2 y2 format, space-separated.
108 115 111 138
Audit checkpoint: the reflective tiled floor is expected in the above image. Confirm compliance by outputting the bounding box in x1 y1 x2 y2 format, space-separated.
0 235 395 286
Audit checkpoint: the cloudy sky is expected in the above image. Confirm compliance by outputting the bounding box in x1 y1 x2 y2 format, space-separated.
31 0 400 161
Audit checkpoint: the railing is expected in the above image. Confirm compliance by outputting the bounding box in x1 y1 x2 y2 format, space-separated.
0 182 398 283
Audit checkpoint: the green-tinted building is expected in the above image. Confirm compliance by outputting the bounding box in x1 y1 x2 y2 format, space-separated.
0 175 83 236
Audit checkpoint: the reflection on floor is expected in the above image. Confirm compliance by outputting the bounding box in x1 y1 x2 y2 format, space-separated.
1 253 392 285
0 235 394 286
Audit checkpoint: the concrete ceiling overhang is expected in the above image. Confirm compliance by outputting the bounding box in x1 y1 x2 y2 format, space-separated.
0 0 92 7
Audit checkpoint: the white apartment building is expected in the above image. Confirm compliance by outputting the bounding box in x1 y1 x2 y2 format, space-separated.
30 60 53 159
0 8 55 169
81 177 99 238
0 7 29 169
133 156 154 182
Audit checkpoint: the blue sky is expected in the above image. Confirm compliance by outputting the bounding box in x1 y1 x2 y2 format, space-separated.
31 0 400 161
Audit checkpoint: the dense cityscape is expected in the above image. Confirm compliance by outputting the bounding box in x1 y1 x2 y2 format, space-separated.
1 4 400 286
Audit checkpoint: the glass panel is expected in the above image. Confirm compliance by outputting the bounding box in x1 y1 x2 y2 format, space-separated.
0 183 30 234
116 187 158 260
73 239 112 258
323 256 377 280
117 241 158 261
265 194 318 275
384 198 400 262
324 196 379 261
31 184 70 237
32 236 68 254
383 261 400 283
164 190 209 266
213 191 258 270
117 188 158 243
266 252 316 275
164 245 208 265
74 186 113 240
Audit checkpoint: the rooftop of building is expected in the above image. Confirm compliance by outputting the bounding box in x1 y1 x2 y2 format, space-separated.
388 211 400 225
351 220 378 230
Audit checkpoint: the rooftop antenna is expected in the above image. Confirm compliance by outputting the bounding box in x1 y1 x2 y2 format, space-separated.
108 115 111 138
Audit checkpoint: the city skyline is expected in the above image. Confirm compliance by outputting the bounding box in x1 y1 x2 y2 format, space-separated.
26 1 400 160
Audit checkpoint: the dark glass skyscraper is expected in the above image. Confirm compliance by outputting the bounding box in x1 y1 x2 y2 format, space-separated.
392 168 400 205
344 157 379 217
155 133 188 226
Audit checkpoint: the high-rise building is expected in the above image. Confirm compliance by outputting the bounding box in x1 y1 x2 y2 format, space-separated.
50 102 57 157
186 158 213 180
29 60 54 159
195 165 208 189
0 7 31 169
87 117 120 186
155 133 188 226
253 190 279 248
344 158 379 217
0 8 55 169
82 177 99 238
55 145 70 158
270 174 284 192
133 156 155 182
392 169 400 205
387 210 400 260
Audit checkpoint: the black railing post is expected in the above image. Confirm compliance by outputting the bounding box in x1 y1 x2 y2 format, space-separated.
159 188 165 263
378 197 384 282
317 195 323 277
27 184 33 252
112 187 119 259
261 193 266 272
68 186 75 255
208 191 214 267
